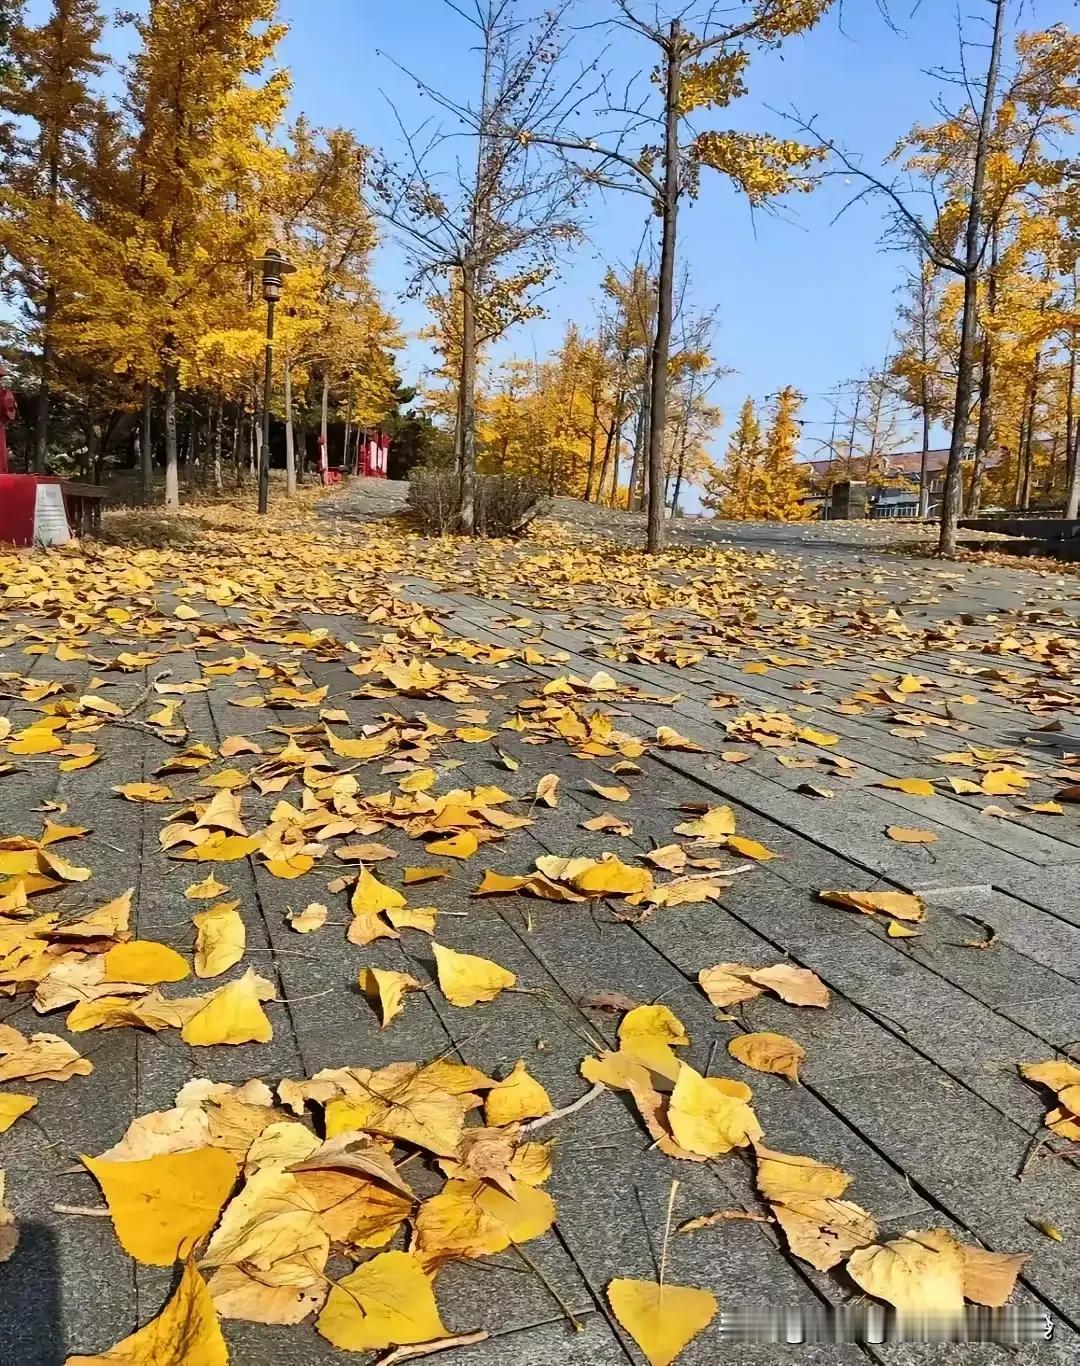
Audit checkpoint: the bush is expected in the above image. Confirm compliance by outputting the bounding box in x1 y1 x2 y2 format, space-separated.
407 468 545 537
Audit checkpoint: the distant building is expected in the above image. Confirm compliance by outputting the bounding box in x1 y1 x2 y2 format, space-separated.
800 446 1003 519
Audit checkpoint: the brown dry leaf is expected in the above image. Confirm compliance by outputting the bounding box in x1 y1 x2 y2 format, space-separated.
193 901 246 978
0 1170 15 1264
607 1278 717 1366
534 774 560 807
0 1031 93 1083
678 1208 772 1232
728 1032 804 1082
359 967 423 1028
748 964 830 1009
698 964 765 1008
579 989 642 1014
819 888 926 922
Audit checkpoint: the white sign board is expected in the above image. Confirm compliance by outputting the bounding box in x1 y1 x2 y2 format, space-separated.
33 482 71 546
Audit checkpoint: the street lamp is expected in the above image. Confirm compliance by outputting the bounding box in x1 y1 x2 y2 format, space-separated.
252 247 295 515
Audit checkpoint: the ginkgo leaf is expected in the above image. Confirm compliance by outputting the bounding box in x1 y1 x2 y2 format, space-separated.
534 774 560 806
819 888 925 922
432 942 516 1007
114 782 173 803
180 970 274 1046
67 1259 228 1365
360 967 423 1028
288 903 327 933
886 827 938 844
726 835 779 861
185 874 229 900
414 1178 555 1265
728 1032 804 1082
698 964 765 1008
0 1094 36 1133
586 780 630 802
607 1278 717 1366
877 777 936 797
484 1061 552 1125
673 805 736 840
83 1148 239 1265
103 940 190 985
316 1250 447 1352
352 866 406 917
847 1228 966 1316
667 1062 763 1157
425 831 478 860
747 964 829 1009
193 901 246 978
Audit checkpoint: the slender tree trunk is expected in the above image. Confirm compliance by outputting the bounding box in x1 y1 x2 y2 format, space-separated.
939 0 1006 554
917 400 931 519
319 371 330 483
644 20 682 553
968 227 999 517
140 382 154 505
597 388 624 507
211 399 223 493
627 361 650 511
1020 352 1040 510
458 258 479 532
231 402 243 488
163 362 180 510
284 361 296 496
343 387 353 479
1065 325 1079 520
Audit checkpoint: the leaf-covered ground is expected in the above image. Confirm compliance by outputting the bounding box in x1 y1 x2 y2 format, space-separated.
0 483 1078 1365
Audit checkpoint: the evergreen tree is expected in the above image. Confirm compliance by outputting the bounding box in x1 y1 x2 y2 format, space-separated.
703 396 763 518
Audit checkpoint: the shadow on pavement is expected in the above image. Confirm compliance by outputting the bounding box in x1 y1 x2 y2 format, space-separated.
1 1221 65 1366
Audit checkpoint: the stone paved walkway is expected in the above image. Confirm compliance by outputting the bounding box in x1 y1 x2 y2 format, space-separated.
1 482 1078 1365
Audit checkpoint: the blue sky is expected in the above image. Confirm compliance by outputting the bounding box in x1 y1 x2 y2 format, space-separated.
270 0 1072 494
34 0 1077 497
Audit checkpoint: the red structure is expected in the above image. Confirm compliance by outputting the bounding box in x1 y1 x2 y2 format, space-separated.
360 433 390 478
0 474 71 546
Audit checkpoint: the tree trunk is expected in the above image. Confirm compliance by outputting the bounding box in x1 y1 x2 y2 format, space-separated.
938 0 1006 555
644 21 682 553
163 362 180 510
597 388 624 507
140 382 154 505
917 401 931 519
967 227 998 517
284 361 296 496
33 284 57 474
627 361 650 511
1020 352 1040 510
458 258 479 533
1065 325 1079 520
231 402 243 489
319 371 330 483
212 400 223 493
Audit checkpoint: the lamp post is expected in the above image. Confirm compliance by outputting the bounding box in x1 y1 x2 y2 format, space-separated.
253 247 295 515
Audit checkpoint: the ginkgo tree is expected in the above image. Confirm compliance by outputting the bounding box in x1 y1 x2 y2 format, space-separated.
526 0 834 552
